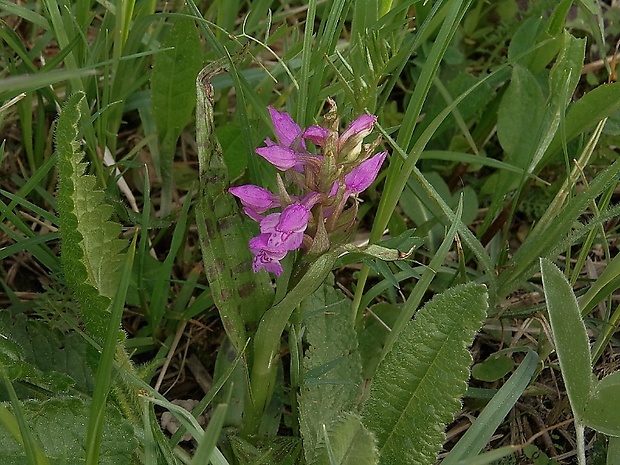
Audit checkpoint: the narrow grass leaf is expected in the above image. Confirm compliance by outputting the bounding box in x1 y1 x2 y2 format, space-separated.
190 401 229 465
86 234 136 465
540 258 591 419
0 371 50 465
543 81 620 165
442 350 538 464
362 283 488 465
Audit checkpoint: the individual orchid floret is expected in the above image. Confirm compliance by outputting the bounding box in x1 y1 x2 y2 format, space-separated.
337 114 378 163
303 125 330 146
343 151 388 195
260 203 309 251
248 203 310 276
249 234 287 276
229 185 280 221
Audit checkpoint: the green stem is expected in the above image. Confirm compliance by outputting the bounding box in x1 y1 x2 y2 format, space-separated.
243 252 337 435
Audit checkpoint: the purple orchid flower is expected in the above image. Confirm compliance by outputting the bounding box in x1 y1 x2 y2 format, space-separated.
256 107 324 172
229 103 387 277
268 106 306 149
338 114 377 151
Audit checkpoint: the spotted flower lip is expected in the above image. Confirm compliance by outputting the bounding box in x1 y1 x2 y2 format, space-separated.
249 233 287 276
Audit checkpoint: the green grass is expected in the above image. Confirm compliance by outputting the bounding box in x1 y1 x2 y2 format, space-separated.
1 1 620 464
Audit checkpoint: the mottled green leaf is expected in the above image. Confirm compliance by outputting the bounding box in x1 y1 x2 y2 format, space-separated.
195 62 274 352
299 283 364 465
0 312 96 398
362 283 488 465
0 397 138 465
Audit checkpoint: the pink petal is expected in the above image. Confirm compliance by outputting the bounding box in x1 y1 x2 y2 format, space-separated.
260 213 281 234
256 145 299 171
338 114 376 150
277 204 309 233
229 185 280 212
344 151 388 194
303 126 330 146
268 107 303 148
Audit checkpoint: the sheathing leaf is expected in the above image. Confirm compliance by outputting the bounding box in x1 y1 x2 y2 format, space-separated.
55 92 126 339
362 283 487 465
299 283 375 465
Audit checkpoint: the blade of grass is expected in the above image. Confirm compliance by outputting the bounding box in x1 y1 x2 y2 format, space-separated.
296 0 317 125
442 350 538 464
85 234 136 465
376 197 462 363
0 370 51 465
190 398 230 465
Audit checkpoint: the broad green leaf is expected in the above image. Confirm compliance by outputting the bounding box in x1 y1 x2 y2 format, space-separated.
544 82 620 164
216 122 248 180
497 65 545 166
608 437 620 464
55 92 126 339
471 354 514 382
529 31 585 173
0 312 96 398
321 413 378 465
229 436 302 465
442 350 538 464
151 16 202 206
362 283 488 465
582 371 620 436
299 283 365 465
540 258 591 419
0 397 138 465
